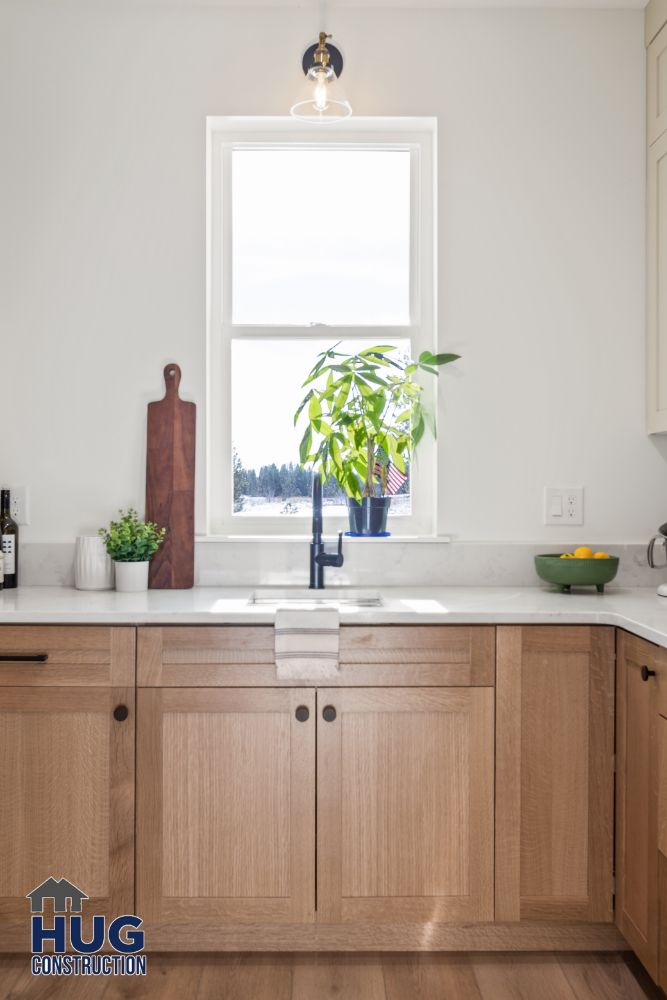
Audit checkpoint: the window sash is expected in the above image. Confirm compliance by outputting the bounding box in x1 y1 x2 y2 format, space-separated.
206 117 437 538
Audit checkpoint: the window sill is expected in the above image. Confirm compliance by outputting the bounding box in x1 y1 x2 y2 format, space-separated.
197 535 451 544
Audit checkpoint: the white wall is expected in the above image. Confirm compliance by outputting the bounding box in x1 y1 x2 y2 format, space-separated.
0 0 662 544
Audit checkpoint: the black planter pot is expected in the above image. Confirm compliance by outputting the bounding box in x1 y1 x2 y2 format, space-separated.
346 497 392 536
346 498 365 534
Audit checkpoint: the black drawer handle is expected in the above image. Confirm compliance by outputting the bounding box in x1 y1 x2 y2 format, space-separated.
295 705 310 722
322 705 337 722
0 653 48 663
113 705 129 722
641 665 656 682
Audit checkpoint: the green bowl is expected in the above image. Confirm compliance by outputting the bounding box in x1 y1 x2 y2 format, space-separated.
534 553 619 593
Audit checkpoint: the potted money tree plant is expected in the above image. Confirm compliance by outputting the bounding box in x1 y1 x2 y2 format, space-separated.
99 508 166 592
294 344 459 535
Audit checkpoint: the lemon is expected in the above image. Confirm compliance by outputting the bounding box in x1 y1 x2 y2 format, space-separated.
594 551 610 559
560 553 574 559
574 546 594 559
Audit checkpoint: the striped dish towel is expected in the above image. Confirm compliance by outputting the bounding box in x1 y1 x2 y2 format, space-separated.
274 607 340 679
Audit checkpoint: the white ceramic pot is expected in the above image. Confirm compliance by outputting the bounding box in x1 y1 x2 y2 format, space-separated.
74 536 114 591
114 560 150 593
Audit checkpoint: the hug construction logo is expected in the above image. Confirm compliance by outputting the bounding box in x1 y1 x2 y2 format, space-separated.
26 877 147 978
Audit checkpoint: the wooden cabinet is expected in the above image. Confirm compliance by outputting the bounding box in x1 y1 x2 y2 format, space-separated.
0 627 135 951
615 630 665 980
655 708 667 988
136 625 496 948
317 687 494 925
495 626 615 923
136 687 315 938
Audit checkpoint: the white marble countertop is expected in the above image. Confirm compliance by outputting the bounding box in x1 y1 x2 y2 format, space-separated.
2 585 667 648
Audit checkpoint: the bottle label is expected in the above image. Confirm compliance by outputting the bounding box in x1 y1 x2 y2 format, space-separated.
1 536 15 575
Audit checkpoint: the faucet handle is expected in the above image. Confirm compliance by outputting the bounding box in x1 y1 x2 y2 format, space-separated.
334 531 344 567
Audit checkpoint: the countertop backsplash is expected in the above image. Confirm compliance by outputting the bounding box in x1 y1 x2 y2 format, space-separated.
18 540 660 590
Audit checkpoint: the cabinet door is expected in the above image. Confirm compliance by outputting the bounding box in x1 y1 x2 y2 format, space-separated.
496 626 614 923
647 130 667 433
616 631 661 979
659 714 667 990
137 688 315 934
649 23 667 146
0 685 135 950
317 687 494 924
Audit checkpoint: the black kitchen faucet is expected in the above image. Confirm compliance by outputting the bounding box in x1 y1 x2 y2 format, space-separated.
309 473 344 589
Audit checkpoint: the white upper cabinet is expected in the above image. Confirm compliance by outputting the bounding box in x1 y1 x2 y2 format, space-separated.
647 11 667 432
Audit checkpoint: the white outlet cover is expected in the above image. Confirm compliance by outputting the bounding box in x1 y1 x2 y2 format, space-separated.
5 486 29 525
543 487 584 526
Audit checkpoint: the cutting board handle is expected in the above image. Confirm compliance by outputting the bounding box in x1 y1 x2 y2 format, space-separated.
163 363 182 398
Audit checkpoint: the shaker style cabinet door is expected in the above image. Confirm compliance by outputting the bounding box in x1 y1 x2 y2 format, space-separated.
0 627 135 951
648 23 667 147
647 130 667 434
136 688 315 940
316 687 495 924
616 630 663 981
495 626 615 923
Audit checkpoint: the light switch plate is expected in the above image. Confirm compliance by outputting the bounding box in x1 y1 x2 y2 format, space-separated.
544 487 583 526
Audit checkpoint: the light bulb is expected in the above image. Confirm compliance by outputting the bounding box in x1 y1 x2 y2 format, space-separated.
312 69 329 111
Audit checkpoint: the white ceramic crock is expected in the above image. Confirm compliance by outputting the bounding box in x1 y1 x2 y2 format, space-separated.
74 536 114 591
114 560 149 593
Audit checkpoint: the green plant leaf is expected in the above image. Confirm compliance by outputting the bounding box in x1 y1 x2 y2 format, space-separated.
293 389 313 426
308 395 322 421
299 426 312 465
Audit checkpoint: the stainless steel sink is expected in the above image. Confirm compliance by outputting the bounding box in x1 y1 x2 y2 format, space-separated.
248 588 383 608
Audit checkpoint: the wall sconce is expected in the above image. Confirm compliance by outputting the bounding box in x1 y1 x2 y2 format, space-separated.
290 32 352 123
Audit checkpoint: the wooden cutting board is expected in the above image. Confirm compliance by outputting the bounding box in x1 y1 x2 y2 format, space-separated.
145 363 196 589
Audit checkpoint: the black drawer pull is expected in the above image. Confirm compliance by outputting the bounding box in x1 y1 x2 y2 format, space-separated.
641 665 656 682
0 653 48 663
322 705 337 722
295 705 310 722
113 705 129 722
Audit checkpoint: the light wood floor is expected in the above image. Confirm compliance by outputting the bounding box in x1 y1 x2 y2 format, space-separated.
0 952 662 1000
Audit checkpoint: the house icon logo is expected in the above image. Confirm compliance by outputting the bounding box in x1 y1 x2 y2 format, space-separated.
26 874 147 979
26 877 88 914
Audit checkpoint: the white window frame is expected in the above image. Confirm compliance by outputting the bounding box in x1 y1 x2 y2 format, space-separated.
206 116 438 537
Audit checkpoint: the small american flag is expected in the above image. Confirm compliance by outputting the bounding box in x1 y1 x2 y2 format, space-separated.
374 461 409 496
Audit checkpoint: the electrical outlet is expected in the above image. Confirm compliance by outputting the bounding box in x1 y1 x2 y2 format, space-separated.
4 486 30 525
544 487 584 526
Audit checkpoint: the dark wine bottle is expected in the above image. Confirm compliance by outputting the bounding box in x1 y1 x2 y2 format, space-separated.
0 490 18 589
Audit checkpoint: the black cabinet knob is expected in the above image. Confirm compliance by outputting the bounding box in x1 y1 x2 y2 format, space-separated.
322 705 337 722
295 705 310 722
113 705 129 722
641 665 656 682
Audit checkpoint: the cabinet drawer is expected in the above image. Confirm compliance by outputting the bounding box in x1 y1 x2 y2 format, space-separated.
138 625 495 687
0 626 135 686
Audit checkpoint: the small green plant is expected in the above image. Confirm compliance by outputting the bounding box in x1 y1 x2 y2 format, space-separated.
99 508 166 563
294 344 460 501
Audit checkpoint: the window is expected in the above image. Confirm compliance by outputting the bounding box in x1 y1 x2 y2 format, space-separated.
207 117 437 536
